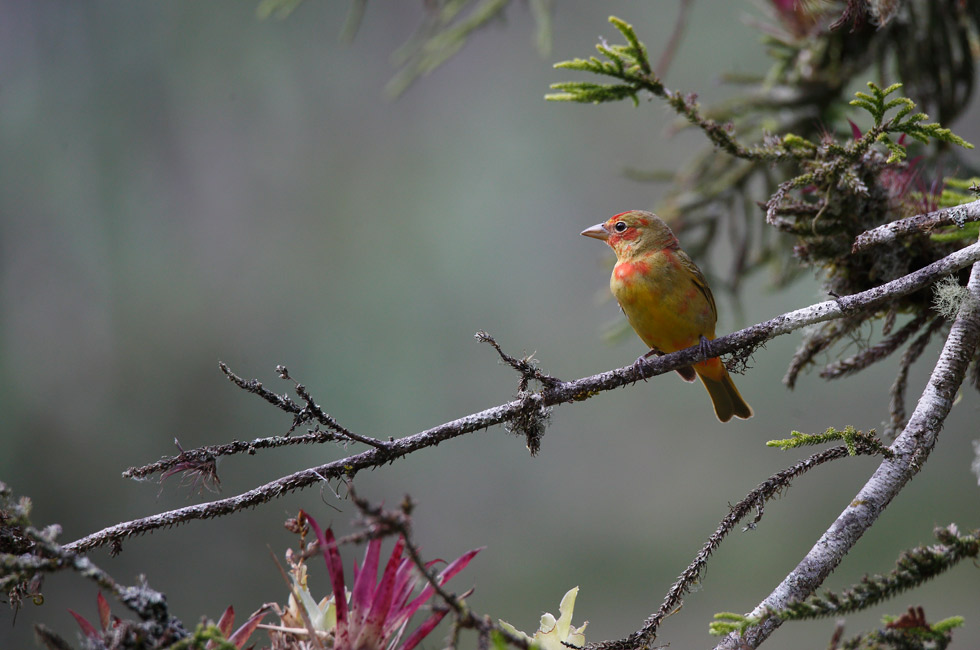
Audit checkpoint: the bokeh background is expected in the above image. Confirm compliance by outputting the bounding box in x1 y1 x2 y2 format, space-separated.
2 2 979 649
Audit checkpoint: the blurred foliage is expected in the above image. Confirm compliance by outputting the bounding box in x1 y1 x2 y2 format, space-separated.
256 0 554 97
548 2 980 426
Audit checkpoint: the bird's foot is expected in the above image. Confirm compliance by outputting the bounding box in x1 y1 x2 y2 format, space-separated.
632 348 663 382
698 335 713 360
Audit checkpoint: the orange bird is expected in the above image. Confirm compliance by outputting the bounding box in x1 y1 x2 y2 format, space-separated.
581 210 752 422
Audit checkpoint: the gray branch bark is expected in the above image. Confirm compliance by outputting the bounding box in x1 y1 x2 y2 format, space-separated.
852 197 980 253
63 240 980 554
713 248 980 650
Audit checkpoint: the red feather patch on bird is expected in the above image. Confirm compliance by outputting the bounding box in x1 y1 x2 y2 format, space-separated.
613 260 651 283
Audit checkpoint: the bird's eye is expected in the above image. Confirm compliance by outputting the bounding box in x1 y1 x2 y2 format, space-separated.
613 221 628 233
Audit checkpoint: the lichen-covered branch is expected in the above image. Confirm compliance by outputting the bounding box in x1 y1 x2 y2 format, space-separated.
886 316 947 438
775 525 979 621
590 439 891 650
819 312 930 380
852 197 980 252
0 482 185 642
62 240 980 554
712 248 980 650
548 17 784 162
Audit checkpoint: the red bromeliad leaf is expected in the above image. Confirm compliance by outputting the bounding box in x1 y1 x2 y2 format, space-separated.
217 605 235 637
302 512 349 631
399 607 449 650
68 609 101 640
402 548 482 620
386 557 442 636
848 118 862 140
227 606 271 648
388 547 482 638
96 591 111 632
296 512 480 650
352 537 405 650
350 535 383 629
389 556 426 611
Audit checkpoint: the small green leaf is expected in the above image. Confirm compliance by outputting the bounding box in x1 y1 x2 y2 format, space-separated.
931 616 965 633
880 82 904 97
708 612 755 637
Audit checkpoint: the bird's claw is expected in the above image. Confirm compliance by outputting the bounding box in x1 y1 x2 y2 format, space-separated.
698 335 713 360
632 349 660 382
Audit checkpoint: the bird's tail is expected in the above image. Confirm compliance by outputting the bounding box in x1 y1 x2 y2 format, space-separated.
694 359 753 423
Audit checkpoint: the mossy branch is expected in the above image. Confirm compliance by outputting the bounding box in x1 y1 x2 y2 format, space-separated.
62 239 980 555
849 82 974 163
767 426 893 458
596 442 890 650
773 525 979 622
852 198 980 252
709 526 977 640
713 248 980 650
709 612 754 637
548 16 783 161
767 84 972 224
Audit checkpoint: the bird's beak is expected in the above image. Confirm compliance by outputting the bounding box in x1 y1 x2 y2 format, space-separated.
580 223 609 241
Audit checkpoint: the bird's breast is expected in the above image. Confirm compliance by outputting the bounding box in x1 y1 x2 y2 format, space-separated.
610 251 714 352
610 254 670 304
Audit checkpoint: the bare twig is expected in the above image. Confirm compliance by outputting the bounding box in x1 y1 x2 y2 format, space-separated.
350 491 466 616
851 198 980 252
784 315 864 388
63 240 980 554
218 361 301 414
123 430 349 481
885 316 946 438
279 365 392 452
126 366 386 481
819 312 930 379
654 0 693 77
475 331 563 389
712 249 980 650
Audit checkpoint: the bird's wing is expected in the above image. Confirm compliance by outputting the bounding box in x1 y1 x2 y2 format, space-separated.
675 249 717 323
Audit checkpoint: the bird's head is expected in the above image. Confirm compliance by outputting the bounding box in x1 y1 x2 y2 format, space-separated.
580 210 679 258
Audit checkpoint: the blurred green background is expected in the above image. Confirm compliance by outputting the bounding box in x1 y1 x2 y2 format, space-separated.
2 2 979 649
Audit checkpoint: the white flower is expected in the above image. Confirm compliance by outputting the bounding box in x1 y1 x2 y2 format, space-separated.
499 587 587 650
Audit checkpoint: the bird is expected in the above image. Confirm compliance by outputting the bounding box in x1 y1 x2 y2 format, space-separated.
581 210 752 422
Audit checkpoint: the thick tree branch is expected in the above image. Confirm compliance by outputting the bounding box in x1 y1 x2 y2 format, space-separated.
713 249 980 650
851 198 980 253
63 240 980 554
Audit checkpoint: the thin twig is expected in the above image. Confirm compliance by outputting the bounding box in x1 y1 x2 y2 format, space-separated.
591 440 890 650
63 240 980 554
654 0 693 77
784 315 865 388
219 361 301 414
885 316 946 439
123 430 348 481
819 311 929 379
279 365 392 452
127 365 385 481
475 331 563 389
